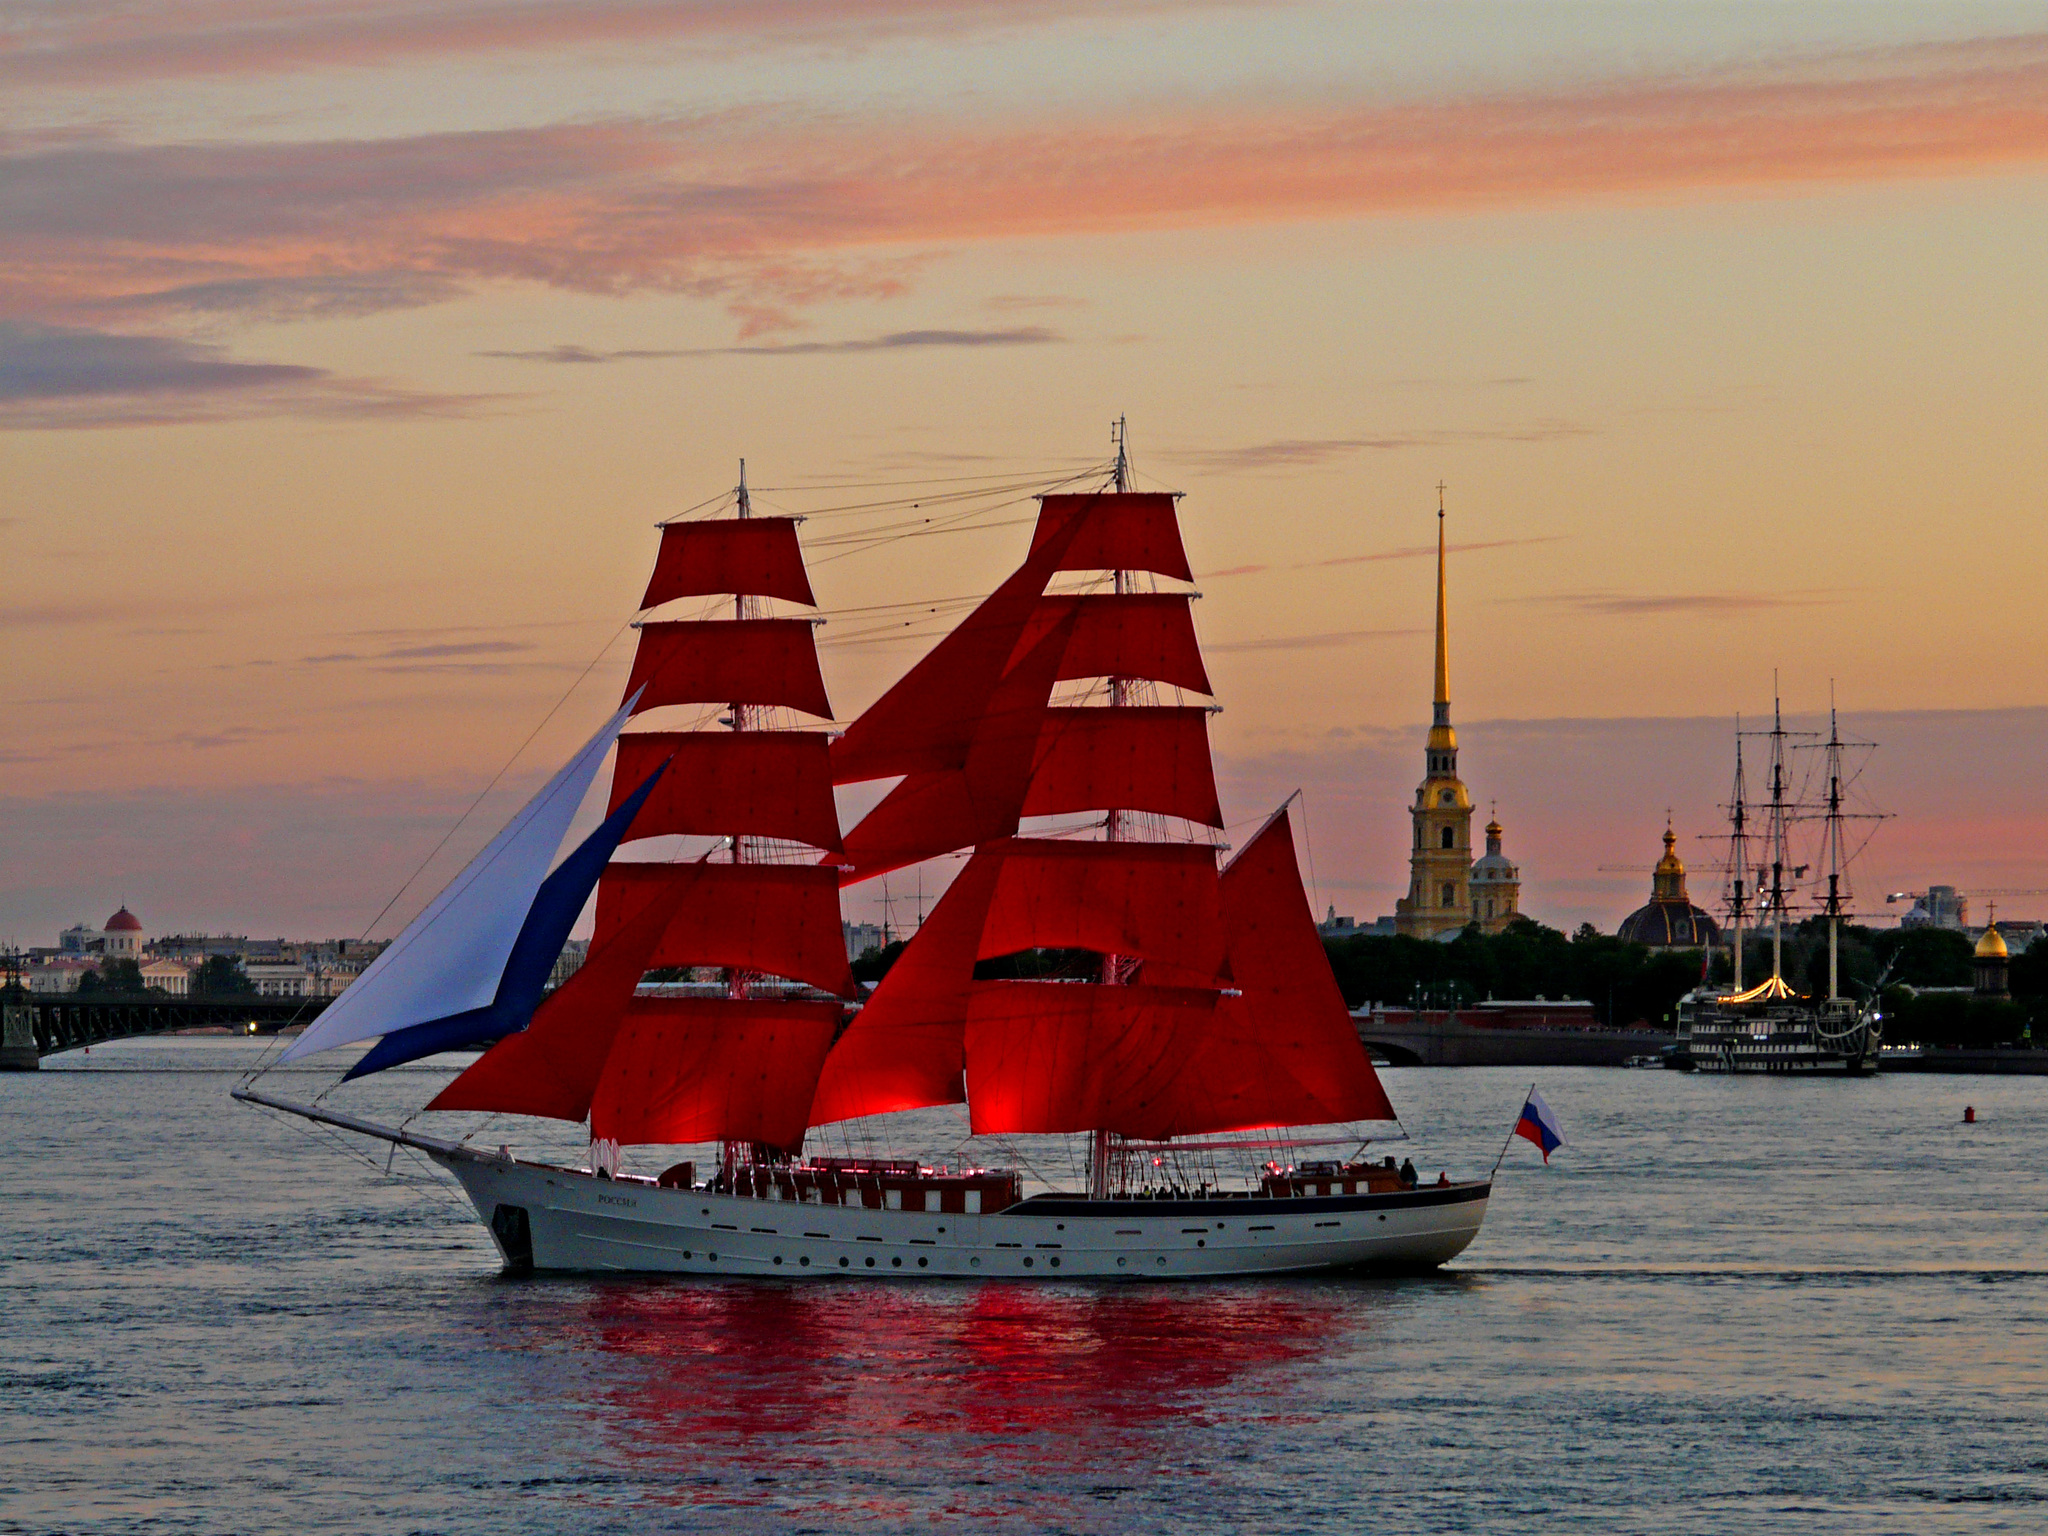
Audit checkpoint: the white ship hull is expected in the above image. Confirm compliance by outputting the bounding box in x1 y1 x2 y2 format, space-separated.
439 1153 1489 1279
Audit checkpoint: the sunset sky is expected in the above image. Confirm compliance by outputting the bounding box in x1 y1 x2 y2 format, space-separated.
7 1 2048 945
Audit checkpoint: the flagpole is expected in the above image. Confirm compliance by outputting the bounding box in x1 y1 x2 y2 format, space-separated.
1490 1080 1536 1176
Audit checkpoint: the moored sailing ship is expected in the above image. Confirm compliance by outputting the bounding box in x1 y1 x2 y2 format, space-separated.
1675 695 1886 1074
239 442 1490 1275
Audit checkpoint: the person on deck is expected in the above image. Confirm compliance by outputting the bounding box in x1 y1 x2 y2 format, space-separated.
1399 1158 1418 1188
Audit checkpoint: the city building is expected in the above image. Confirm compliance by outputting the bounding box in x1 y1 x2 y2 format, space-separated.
1899 886 1969 930
101 906 145 958
1973 925 2011 997
139 958 192 995
1394 500 1522 939
1616 825 1720 948
842 920 887 960
1469 818 1522 935
1317 908 1395 939
24 958 96 993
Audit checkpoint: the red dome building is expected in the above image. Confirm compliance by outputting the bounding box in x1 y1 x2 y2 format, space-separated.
102 906 145 957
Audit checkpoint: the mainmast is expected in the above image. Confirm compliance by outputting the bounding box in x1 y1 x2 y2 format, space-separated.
1095 415 1133 1200
1820 693 1846 1001
727 458 755 1177
1764 683 1793 985
1723 718 1752 992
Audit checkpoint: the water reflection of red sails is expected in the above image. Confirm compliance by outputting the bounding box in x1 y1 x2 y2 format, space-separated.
548 1282 1367 1521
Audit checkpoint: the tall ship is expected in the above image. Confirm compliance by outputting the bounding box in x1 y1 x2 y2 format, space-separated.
238 438 1491 1276
1675 693 1886 1074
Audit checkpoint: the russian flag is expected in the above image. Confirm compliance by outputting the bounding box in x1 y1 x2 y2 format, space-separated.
1515 1088 1566 1163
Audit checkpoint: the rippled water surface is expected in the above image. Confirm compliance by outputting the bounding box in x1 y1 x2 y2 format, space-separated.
5 1043 2046 1534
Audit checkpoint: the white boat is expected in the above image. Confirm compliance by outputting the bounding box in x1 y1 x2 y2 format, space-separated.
240 437 1489 1276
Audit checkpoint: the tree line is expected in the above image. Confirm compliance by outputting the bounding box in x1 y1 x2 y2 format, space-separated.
69 956 256 997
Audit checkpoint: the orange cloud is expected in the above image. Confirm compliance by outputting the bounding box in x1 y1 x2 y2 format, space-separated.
7 34 2048 331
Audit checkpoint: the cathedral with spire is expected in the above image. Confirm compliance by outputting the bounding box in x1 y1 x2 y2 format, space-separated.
1393 493 1522 939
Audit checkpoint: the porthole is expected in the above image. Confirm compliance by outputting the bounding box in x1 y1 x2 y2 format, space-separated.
1117 1257 1127 1267
917 1257 928 1268
1197 1239 1205 1248
891 1256 902 1267
1378 1215 1387 1222
773 1256 783 1266
865 1257 876 1268
970 1257 980 1268
1156 1257 1166 1266
708 1252 717 1262
840 1256 850 1268
800 1256 810 1267
1022 1256 1033 1267
683 1250 693 1259
1050 1257 1060 1268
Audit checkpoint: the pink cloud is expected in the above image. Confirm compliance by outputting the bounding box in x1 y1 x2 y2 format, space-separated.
5 34 2047 332
0 1 1194 89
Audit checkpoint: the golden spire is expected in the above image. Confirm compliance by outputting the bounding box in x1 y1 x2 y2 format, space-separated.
1426 484 1455 751
1433 483 1449 713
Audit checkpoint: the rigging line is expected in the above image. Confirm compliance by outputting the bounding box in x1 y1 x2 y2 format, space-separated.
785 462 1108 531
792 490 1053 537
351 615 638 948
754 468 1113 517
808 516 1038 555
754 462 1109 493
813 594 987 617
803 465 1100 568
755 479 1070 523
655 488 739 525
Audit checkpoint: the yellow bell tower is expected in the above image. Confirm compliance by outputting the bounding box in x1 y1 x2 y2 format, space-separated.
1395 491 1474 938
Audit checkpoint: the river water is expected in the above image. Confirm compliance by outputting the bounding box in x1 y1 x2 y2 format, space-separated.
4 1042 2045 1534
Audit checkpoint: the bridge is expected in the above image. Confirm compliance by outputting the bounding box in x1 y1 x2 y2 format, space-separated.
1 992 332 1069
1354 1006 1676 1067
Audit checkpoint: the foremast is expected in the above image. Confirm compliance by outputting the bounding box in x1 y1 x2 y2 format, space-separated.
429 468 856 1161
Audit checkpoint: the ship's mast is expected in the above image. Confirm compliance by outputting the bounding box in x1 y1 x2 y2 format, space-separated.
1093 416 1132 1200
1820 690 1847 1001
1765 682 1791 985
1723 718 1751 992
726 459 754 1179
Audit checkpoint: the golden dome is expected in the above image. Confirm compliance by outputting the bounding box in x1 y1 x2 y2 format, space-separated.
1654 825 1685 878
1975 926 2009 959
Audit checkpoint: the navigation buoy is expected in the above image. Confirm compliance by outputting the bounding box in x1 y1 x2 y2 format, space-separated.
1964 1106 1976 1124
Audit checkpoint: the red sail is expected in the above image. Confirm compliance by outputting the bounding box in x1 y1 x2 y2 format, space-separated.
639 518 817 610
962 811 1392 1137
591 998 841 1152
1214 806 1394 1123
598 862 855 996
1031 492 1192 581
426 869 694 1121
806 849 1005 1126
623 619 832 719
1014 592 1212 695
978 838 1228 985
963 981 1223 1136
830 504 1089 785
611 731 843 854
1022 707 1224 827
834 609 1075 886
